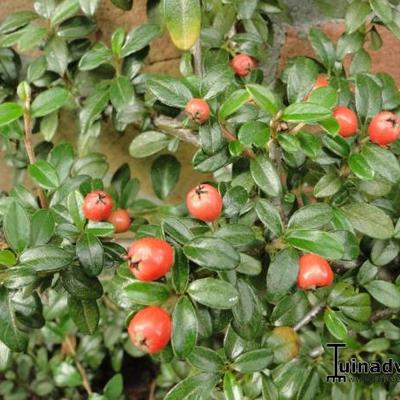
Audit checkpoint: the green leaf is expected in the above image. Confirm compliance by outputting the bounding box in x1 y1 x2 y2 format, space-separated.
162 217 194 245
345 1 371 33
172 296 197 358
171 248 190 293
215 224 257 251
370 0 392 23
18 25 47 51
41 111 59 141
51 0 80 25
237 253 262 276
218 89 250 121
246 84 279 115
350 48 371 76
348 153 374 180
255 200 283 237
250 156 281 197
76 233 104 277
188 278 239 309
324 308 348 340
151 155 181 199
309 28 335 70
282 102 331 122
80 89 110 134
362 143 400 184
314 173 342 198
0 103 23 127
288 203 333 230
286 57 318 103
121 24 160 57
365 280 400 308
184 237 240 271
0 287 28 352
110 0 133 10
308 86 338 109
31 88 69 117
164 373 220 400
20 245 73 272
31 209 55 246
28 160 60 190
123 281 170 305
267 249 299 302
110 75 134 112
86 221 114 237
285 230 344 259
147 76 192 108
224 372 243 400
199 122 224 155
61 266 103 299
0 250 16 266
79 43 112 71
48 143 75 182
104 374 123 400
129 131 170 158
0 11 37 34
202 65 234 100
341 203 394 239
68 296 99 334
53 362 82 387
238 121 270 148
4 201 31 253
188 346 224 372
232 349 273 373
192 147 231 173
67 190 86 230
336 32 364 59
355 73 381 121
79 0 101 16
164 0 201 50
371 239 399 266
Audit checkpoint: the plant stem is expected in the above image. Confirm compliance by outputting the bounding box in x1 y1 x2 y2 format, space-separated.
153 115 200 146
293 301 326 332
64 336 93 396
191 39 203 77
23 106 48 208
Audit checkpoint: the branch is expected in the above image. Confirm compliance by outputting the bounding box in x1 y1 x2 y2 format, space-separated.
22 91 48 208
64 336 93 396
152 115 200 146
191 39 203 77
293 301 326 332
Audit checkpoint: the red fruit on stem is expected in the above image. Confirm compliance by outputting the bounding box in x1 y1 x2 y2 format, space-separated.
186 183 223 222
128 237 174 281
128 306 172 353
82 190 113 221
107 208 131 233
297 253 334 290
230 53 257 77
368 111 400 146
185 98 210 124
333 106 358 137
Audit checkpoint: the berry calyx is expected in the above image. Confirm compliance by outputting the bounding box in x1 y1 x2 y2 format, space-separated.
186 183 223 222
128 306 172 353
107 208 131 233
82 190 113 221
185 98 210 124
230 53 257 77
297 253 334 289
128 237 174 281
332 106 358 137
368 111 400 146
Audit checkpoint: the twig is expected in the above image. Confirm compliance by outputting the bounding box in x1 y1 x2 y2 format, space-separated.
64 336 93 396
22 100 48 208
293 301 326 332
153 115 200 146
220 124 256 159
148 379 156 400
289 122 306 135
191 39 203 77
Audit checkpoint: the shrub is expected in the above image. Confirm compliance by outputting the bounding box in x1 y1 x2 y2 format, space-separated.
1 0 400 398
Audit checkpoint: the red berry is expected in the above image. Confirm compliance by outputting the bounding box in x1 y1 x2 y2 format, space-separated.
107 208 131 233
368 111 400 146
128 306 171 353
128 237 174 281
297 254 334 290
186 183 223 222
333 106 358 137
82 190 113 221
305 74 329 100
230 54 257 77
185 99 210 124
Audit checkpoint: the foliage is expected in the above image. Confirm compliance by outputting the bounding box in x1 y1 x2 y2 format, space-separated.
1 0 400 398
